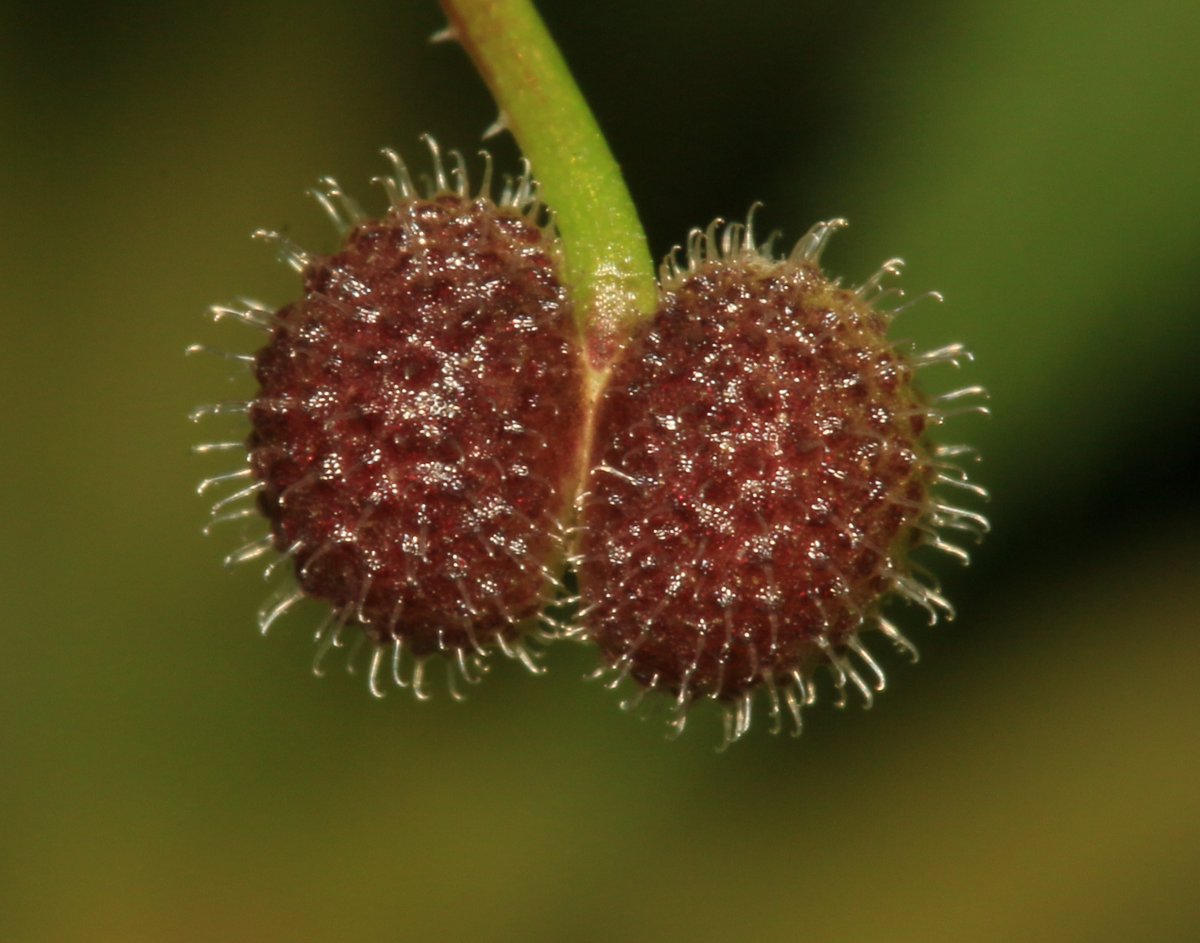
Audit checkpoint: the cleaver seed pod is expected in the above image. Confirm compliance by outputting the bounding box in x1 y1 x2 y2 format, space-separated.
192 138 586 699
577 214 989 747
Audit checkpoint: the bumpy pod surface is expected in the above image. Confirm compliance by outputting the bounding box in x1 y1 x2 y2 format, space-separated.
237 156 585 684
579 221 984 741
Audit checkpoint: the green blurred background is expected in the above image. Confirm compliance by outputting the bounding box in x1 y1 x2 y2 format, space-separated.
3 1 1198 940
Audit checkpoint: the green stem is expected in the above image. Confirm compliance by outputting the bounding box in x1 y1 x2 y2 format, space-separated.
439 0 657 373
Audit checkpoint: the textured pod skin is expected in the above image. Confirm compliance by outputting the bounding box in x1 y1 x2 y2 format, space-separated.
579 233 944 727
249 190 585 659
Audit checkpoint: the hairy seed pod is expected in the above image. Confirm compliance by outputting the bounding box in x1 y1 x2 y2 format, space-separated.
195 140 586 697
578 216 988 746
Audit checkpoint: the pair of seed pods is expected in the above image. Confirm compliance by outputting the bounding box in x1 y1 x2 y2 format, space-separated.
194 142 988 747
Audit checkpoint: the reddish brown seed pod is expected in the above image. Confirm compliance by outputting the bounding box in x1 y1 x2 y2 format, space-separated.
193 140 586 697
577 215 988 746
